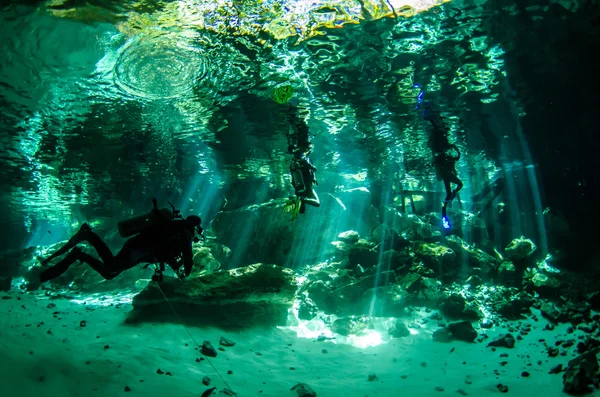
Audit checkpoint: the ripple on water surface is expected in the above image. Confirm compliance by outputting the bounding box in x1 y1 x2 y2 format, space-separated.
114 32 208 100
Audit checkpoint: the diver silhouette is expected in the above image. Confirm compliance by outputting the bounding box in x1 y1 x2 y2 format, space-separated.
273 84 321 220
420 100 463 228
40 200 203 282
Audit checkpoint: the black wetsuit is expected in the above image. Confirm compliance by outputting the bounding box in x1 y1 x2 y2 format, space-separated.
425 109 463 220
40 220 194 282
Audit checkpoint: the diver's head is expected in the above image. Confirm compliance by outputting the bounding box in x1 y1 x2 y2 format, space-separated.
185 215 202 234
272 84 294 104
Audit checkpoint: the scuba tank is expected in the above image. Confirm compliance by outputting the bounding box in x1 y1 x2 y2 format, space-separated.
117 198 176 238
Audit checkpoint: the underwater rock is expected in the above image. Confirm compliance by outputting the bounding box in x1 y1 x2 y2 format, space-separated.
348 244 378 269
291 382 317 397
496 261 520 286
466 275 483 287
433 327 452 342
306 281 335 313
191 247 221 277
549 364 563 374
388 320 410 338
439 294 467 318
445 236 499 277
381 206 411 236
201 341 217 357
337 230 360 244
587 291 600 310
531 273 561 297
380 249 411 273
494 292 534 319
331 317 367 336
447 321 478 342
362 285 410 317
130 263 296 327
540 302 568 324
330 270 396 316
298 297 318 320
562 348 600 394
487 333 516 348
219 337 235 347
405 214 442 242
415 243 456 270
397 273 445 306
504 237 537 261
202 376 211 386
371 224 408 251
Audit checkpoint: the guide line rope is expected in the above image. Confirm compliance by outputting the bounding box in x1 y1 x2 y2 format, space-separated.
153 280 234 393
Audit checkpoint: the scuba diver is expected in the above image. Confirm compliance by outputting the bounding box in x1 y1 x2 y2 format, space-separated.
416 87 463 229
39 199 204 282
272 84 321 220
288 145 320 219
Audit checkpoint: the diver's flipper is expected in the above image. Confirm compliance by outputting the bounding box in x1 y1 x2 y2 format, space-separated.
42 223 91 266
291 198 302 220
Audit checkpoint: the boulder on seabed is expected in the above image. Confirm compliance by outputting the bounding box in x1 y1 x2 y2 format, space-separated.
504 237 537 261
562 348 600 394
130 263 296 327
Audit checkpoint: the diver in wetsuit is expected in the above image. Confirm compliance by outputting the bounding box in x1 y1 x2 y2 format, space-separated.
40 202 203 282
289 146 320 217
417 91 463 229
273 84 321 220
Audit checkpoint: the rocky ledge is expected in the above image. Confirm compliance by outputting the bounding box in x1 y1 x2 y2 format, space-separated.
129 263 296 327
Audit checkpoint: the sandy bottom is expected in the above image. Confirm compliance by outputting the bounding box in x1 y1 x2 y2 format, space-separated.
0 289 598 397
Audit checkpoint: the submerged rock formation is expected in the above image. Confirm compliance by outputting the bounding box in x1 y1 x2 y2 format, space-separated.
130 263 296 327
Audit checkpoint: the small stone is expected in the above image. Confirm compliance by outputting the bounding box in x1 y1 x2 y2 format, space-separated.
322 349 328 354
457 389 468 395
521 371 530 377
368 373 378 381
544 324 555 331
290 383 316 397
420 362 427 367
219 337 236 347
202 376 210 386
547 347 559 357
104 345 110 349
165 372 172 376
201 341 218 357
80 320 86 327
487 333 516 348
218 347 225 352
497 383 508 393
47 303 56 308
500 353 508 357
401 375 408 379
500 361 508 366
549 364 562 374
156 369 164 374
435 386 445 391
124 386 131 392
227 370 233 375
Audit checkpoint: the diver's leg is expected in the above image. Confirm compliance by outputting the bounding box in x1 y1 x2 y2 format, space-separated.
299 200 306 214
303 188 320 207
42 223 92 265
443 178 453 203
40 247 120 282
449 173 463 201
